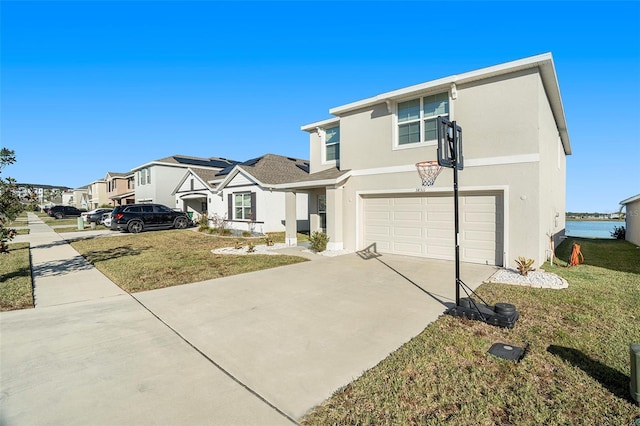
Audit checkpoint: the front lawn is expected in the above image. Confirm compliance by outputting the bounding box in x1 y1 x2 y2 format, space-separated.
70 230 308 292
302 238 640 425
0 243 33 311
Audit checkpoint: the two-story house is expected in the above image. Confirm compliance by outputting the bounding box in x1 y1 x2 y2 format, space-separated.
283 53 570 267
105 172 135 206
86 179 108 209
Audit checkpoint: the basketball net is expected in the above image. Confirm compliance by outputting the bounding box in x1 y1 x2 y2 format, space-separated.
416 161 443 187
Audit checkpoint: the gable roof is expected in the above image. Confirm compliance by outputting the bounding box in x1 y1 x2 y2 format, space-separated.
216 154 311 190
302 52 571 155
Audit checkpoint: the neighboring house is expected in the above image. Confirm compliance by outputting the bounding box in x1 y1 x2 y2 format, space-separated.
177 154 311 234
105 172 135 206
86 179 108 209
284 53 570 267
131 155 238 207
172 168 224 222
71 186 89 210
620 194 640 246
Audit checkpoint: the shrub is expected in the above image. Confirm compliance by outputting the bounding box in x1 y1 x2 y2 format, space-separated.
515 257 535 276
242 231 251 237
247 241 255 253
265 234 274 246
611 225 626 240
309 231 329 253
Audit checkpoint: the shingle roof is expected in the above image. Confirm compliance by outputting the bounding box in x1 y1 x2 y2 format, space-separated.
191 168 223 189
155 155 239 169
219 154 311 185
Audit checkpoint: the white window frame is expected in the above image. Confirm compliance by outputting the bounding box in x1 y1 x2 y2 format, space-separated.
234 192 252 221
394 91 450 150
324 126 340 163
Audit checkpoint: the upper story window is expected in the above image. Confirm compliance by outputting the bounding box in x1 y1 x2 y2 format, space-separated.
138 168 151 185
397 92 449 146
325 126 340 162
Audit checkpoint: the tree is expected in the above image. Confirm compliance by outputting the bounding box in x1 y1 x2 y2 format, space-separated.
0 148 23 254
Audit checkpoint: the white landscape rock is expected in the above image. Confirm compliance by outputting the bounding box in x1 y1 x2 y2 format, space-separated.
484 268 568 289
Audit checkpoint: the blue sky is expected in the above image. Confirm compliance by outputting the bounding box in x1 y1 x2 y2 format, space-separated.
2 1 639 213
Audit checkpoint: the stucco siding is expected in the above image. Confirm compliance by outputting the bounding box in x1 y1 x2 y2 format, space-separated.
537 72 567 264
625 199 640 246
455 69 541 160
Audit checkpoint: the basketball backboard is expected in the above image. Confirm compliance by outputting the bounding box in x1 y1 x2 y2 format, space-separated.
437 116 463 170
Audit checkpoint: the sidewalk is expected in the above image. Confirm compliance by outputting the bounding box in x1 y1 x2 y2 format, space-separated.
22 212 127 307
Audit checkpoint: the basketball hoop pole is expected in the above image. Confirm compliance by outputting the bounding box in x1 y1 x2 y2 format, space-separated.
452 127 461 306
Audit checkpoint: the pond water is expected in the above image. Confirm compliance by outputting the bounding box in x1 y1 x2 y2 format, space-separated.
565 220 623 239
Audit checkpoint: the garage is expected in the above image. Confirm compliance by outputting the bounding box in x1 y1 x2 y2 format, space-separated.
362 192 504 266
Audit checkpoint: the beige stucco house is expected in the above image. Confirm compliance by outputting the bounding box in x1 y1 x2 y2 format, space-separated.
620 194 640 246
282 53 571 268
105 172 135 206
86 179 108 209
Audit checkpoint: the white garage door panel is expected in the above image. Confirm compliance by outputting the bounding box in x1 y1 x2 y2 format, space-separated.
394 211 422 221
362 193 503 266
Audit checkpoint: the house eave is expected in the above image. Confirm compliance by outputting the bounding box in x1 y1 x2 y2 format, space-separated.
620 194 640 205
317 52 571 155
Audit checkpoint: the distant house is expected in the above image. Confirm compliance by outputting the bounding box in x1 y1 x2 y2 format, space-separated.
181 154 311 234
130 155 238 207
620 194 640 246
284 53 570 267
85 179 108 209
105 172 135 206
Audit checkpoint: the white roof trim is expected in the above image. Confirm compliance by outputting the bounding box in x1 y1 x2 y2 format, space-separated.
620 194 640 205
272 171 352 189
301 117 341 132
215 166 265 193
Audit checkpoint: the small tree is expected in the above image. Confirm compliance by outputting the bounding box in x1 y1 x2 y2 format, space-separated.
0 148 23 254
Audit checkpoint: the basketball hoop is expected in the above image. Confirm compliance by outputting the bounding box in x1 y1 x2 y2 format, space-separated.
415 161 443 187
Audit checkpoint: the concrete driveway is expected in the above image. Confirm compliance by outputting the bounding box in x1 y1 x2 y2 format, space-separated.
1 215 496 424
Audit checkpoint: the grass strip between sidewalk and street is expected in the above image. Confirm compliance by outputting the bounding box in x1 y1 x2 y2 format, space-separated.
70 230 308 293
0 243 33 311
301 237 640 425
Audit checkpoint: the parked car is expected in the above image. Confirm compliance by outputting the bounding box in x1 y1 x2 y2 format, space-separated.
102 212 112 228
110 203 191 233
47 205 84 219
81 208 112 224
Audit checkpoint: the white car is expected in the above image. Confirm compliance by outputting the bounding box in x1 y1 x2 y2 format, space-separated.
101 212 112 228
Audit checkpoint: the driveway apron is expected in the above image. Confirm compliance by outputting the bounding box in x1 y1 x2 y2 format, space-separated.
1 213 497 424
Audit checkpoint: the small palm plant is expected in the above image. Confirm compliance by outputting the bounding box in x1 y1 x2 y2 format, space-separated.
515 257 535 276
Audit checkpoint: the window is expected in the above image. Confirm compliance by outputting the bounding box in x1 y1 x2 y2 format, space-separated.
397 92 449 146
234 193 252 220
318 194 326 231
138 168 151 185
325 126 340 162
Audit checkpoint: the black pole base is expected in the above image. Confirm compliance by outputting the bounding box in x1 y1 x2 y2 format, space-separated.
445 299 520 329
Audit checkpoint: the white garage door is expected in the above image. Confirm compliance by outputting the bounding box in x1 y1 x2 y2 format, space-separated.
362 192 503 266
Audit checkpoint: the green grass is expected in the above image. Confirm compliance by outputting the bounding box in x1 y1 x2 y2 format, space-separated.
0 243 34 311
301 238 640 425
70 230 308 293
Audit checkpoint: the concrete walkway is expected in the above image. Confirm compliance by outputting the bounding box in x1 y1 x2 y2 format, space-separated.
1 213 497 425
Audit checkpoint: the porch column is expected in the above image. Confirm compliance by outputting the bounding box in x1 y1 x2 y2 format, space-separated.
285 190 297 246
326 186 343 251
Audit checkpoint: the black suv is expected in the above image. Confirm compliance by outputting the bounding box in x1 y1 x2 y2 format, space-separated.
110 203 191 233
48 205 84 219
